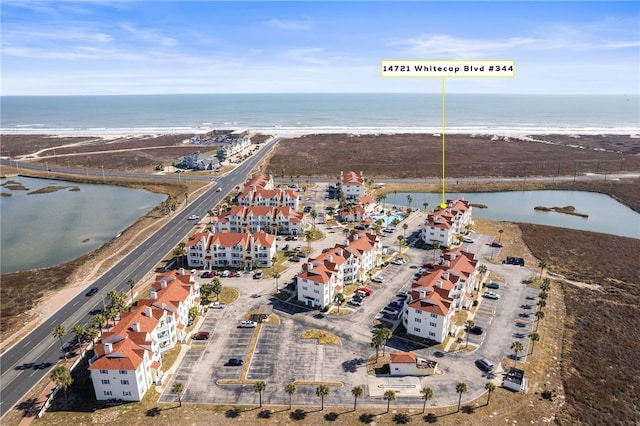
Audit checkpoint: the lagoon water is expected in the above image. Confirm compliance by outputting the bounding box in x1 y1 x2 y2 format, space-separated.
384 190 640 239
0 176 165 274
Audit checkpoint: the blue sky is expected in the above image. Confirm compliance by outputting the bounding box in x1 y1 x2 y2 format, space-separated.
1 1 638 95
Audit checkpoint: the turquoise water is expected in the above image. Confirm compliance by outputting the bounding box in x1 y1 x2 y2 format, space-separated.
384 190 639 239
371 212 406 225
0 176 166 274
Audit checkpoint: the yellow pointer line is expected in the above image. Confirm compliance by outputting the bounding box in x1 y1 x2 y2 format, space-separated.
441 77 446 209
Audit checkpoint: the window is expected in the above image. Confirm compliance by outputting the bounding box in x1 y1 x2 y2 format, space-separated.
430 322 437 327
118 370 128 375
314 289 320 294
414 318 422 323
100 369 108 374
120 380 129 385
428 332 436 337
431 313 438 318
101 379 110 385
123 391 132 397
413 327 421 333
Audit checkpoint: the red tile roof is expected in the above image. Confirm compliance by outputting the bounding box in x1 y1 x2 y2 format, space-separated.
390 352 417 364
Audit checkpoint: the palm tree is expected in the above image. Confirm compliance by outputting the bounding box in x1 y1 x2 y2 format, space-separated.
371 333 385 359
465 320 475 348
50 366 73 402
72 324 85 352
537 299 547 310
212 278 223 301
535 310 545 331
529 332 540 354
172 382 185 407
254 380 267 408
422 202 429 212
53 324 67 360
351 385 363 411
272 270 281 293
316 384 330 411
310 209 318 230
285 383 297 410
497 229 504 243
396 235 404 255
456 382 467 412
84 325 99 343
127 278 136 305
478 264 488 276
383 389 396 413
334 292 345 312
485 382 496 405
538 260 548 279
539 291 548 300
541 278 551 292
420 387 434 413
432 241 440 262
511 340 524 366
406 194 413 211
208 209 214 224
374 328 392 356
93 313 106 333
402 223 408 237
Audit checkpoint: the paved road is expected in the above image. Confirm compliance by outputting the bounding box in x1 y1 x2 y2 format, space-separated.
0 137 281 418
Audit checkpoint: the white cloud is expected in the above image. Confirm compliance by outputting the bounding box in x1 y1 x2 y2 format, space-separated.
264 17 314 31
119 22 178 47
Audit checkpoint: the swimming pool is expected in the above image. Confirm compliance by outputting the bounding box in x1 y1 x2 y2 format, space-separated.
371 212 406 225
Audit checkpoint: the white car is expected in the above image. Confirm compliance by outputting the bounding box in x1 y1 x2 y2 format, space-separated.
391 258 405 265
372 276 385 283
188 214 199 220
484 291 501 300
209 302 226 309
463 237 475 243
239 320 257 328
215 187 222 192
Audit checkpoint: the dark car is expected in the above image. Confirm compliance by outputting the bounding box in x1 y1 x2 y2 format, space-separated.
487 282 500 289
476 357 494 371
226 358 244 366
289 256 301 262
192 332 210 340
201 271 213 278
389 300 404 309
86 287 99 297
469 326 484 335
490 242 504 248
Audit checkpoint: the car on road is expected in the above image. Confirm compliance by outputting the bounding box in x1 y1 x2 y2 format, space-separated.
476 357 494 371
85 287 99 297
253 271 263 280
215 187 222 192
484 291 501 300
220 270 230 277
381 307 399 317
487 282 500 289
239 320 257 328
469 326 484 335
490 242 504 248
201 271 214 278
188 214 199 220
504 256 525 266
463 237 475 243
192 331 210 340
289 256 301 262
226 358 244 366
209 302 226 309
372 276 385 283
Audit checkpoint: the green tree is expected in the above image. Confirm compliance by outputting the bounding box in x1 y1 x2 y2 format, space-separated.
188 306 198 323
535 310 545 331
272 270 281 293
373 328 392 356
511 340 524 367
351 385 363 411
383 389 396 413
172 382 185 407
316 384 330 411
208 209 214 224
485 382 496 405
465 320 475 348
200 282 213 302
402 223 408 237
497 229 504 243
539 291 549 300
537 299 547 310
538 260 548 279
93 313 106 332
254 380 267 408
127 278 136 305
285 383 297 410
421 386 434 414
371 333 385 359
529 332 540 354
53 324 67 360
396 235 405 255
541 278 551 291
310 209 318 230
50 366 73 402
456 382 468 412
84 325 99 343
334 292 346 312
104 306 119 327
173 242 187 268
422 202 429 212
478 264 488 275
406 194 413 211
72 324 85 352
212 278 223 301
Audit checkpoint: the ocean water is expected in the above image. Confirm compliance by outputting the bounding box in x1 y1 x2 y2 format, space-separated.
1 93 639 136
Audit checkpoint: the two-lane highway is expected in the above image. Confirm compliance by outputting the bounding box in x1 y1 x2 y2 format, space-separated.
0 137 281 418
